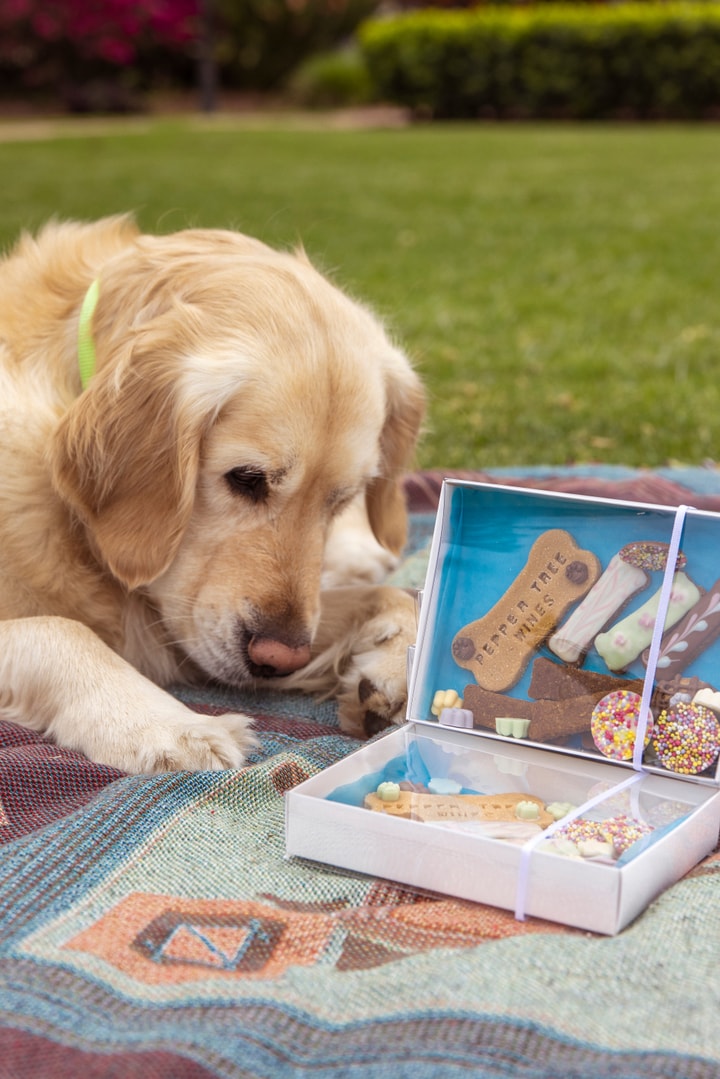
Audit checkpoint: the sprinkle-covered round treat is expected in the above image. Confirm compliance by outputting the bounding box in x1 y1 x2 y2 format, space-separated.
553 815 652 855
654 701 720 775
591 690 653 761
619 541 686 573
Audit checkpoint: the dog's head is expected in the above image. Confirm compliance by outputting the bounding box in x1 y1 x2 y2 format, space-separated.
51 221 424 684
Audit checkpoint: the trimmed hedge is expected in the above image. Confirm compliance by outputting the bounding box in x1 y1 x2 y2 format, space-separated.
359 5 720 118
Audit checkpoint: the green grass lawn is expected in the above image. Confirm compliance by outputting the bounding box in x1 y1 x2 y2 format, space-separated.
2 117 720 471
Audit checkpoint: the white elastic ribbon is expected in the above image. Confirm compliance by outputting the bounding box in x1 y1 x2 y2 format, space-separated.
514 503 691 921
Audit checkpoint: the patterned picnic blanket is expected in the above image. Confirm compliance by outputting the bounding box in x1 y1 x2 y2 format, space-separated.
2 468 720 1079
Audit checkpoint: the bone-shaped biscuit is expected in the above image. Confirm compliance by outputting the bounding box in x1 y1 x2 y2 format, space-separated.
364 790 553 828
452 529 601 692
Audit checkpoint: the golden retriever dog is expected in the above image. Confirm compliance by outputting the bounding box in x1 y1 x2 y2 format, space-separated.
0 216 424 773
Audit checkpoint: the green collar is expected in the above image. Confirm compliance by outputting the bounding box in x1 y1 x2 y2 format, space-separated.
77 279 100 390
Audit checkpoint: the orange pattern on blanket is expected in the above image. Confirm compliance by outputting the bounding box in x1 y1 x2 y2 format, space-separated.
64 886 578 985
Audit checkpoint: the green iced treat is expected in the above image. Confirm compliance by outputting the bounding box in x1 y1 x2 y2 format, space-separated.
376 782 401 802
515 800 541 821
495 717 531 738
546 801 576 821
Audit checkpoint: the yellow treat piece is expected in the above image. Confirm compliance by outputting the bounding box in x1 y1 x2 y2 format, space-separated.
431 689 460 716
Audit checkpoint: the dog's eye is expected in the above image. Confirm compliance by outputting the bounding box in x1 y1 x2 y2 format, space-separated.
225 467 269 503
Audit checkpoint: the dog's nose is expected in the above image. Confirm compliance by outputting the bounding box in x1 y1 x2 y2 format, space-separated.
247 635 312 676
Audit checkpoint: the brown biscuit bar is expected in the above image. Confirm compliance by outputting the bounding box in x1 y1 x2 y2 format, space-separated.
463 683 601 743
462 685 534 725
364 790 553 828
452 529 601 693
528 656 644 701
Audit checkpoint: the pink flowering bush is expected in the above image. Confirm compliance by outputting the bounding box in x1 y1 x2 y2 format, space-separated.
0 0 383 109
0 0 198 109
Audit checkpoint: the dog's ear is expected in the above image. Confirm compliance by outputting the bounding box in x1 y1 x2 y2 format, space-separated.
51 347 209 589
365 363 425 556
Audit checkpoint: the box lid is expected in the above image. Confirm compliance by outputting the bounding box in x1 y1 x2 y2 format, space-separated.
407 480 720 786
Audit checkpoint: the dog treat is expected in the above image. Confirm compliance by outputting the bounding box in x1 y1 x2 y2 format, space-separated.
439 707 474 729
515 800 541 820
544 837 588 859
653 701 720 775
528 657 644 701
462 687 534 726
452 530 601 692
376 782 401 802
546 801 576 821
642 580 720 678
463 684 599 743
595 572 701 671
620 542 686 573
590 689 653 761
650 676 712 715
693 687 720 715
548 543 659 664
364 789 554 827
427 820 544 842
431 689 461 716
495 717 531 738
428 777 462 795
548 815 652 856
546 836 616 860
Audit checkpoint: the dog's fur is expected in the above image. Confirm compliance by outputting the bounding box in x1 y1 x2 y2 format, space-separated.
0 216 424 773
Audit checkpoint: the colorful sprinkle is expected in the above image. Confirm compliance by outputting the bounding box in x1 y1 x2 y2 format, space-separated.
591 690 653 761
553 815 652 855
619 541 686 573
654 702 720 775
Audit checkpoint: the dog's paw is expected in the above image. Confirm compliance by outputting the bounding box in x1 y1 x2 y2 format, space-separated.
335 597 417 739
135 711 259 774
84 707 259 775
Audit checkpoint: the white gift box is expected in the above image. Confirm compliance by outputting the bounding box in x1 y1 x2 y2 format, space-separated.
286 482 720 934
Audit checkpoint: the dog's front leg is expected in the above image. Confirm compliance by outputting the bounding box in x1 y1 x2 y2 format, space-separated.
0 617 257 773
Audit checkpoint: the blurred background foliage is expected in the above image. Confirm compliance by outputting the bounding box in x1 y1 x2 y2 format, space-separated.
2 0 719 118
0 0 381 112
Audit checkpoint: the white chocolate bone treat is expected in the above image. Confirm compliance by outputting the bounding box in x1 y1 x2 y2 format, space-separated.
549 553 649 663
595 571 701 671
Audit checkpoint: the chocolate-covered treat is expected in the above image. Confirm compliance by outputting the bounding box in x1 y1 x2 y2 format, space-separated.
642 580 720 679
653 675 713 712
